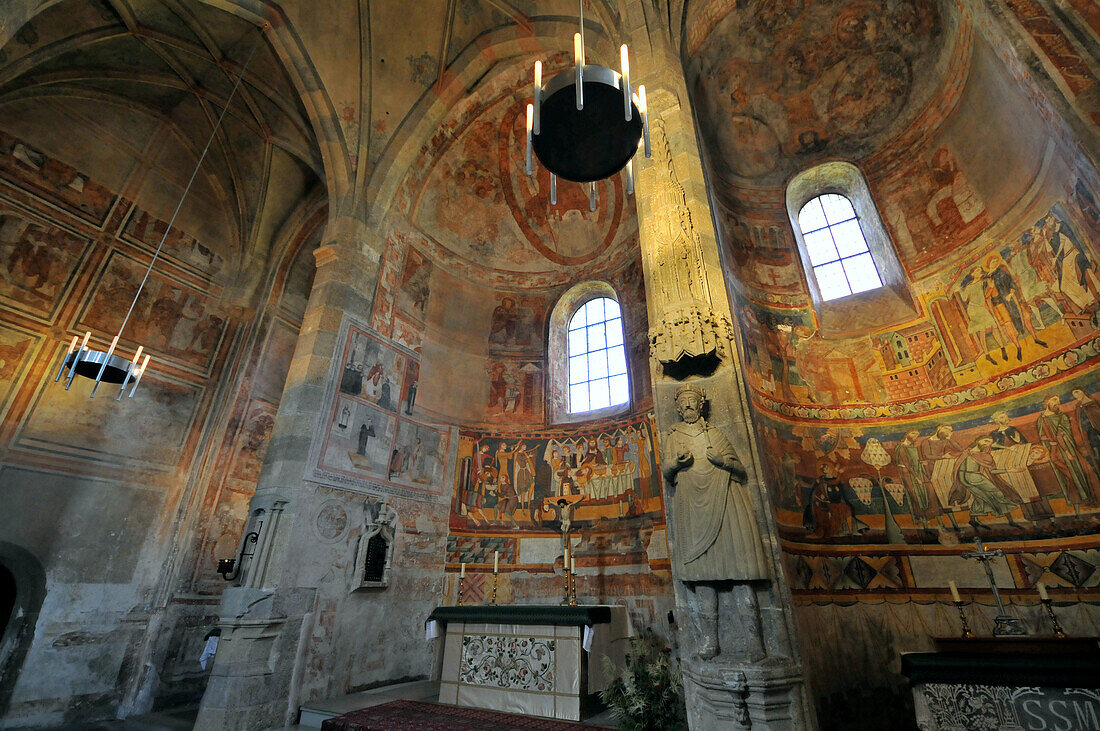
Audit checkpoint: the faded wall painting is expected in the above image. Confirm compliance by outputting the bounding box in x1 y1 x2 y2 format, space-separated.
79 252 227 372
0 131 117 224
488 294 544 355
122 207 226 279
317 320 449 496
485 358 543 424
339 327 406 413
686 0 950 188
450 414 661 534
0 208 90 319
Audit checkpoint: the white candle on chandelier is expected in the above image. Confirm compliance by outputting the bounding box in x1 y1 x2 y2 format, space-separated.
625 159 634 195
126 353 150 399
620 44 631 121
638 84 651 158
525 103 534 176
574 32 584 110
65 331 93 389
55 335 80 382
90 335 120 397
550 173 557 205
589 182 596 212
533 60 542 135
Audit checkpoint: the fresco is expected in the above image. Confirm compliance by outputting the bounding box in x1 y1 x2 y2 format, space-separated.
388 419 447 487
321 395 397 477
122 208 226 279
80 252 227 371
0 131 117 224
758 375 1100 547
738 195 1100 415
450 414 661 533
0 209 90 318
488 293 544 355
395 247 431 323
338 327 406 413
405 88 630 282
686 0 949 187
485 358 543 424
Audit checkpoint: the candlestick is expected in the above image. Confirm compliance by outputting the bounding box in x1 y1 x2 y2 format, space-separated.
954 600 974 639
949 580 961 603
1040 598 1066 638
568 561 577 606
456 572 466 606
489 572 498 605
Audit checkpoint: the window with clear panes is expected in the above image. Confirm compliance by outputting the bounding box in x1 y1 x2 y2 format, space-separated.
567 297 629 413
797 193 883 301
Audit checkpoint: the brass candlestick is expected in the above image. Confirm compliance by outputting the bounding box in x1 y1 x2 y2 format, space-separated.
1041 598 1067 638
568 565 577 606
456 574 466 606
561 563 571 605
490 572 498 605
954 600 974 638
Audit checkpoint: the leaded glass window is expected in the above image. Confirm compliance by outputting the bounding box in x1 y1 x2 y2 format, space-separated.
797 193 883 301
567 297 628 413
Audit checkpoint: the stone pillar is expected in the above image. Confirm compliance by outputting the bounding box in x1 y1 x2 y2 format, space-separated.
627 20 816 731
196 216 382 730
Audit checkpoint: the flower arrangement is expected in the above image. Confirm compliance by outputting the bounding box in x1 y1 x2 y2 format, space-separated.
599 632 688 731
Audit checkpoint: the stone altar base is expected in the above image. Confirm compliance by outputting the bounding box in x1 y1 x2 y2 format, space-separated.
428 605 631 723
902 637 1100 731
682 658 809 731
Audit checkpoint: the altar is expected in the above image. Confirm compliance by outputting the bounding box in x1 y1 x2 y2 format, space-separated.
902 638 1100 730
427 604 633 722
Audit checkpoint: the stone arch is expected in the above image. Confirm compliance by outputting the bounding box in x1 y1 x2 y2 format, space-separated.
0 542 46 719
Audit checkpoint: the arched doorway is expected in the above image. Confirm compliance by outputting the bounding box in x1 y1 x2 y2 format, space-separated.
0 544 46 719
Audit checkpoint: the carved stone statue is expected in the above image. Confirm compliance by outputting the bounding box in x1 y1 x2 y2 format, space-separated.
662 383 768 660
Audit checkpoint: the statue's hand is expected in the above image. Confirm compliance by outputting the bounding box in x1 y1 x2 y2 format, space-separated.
677 451 693 467
705 446 725 467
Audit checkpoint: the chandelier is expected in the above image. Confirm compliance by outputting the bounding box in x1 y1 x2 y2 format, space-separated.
54 35 261 401
523 1 651 210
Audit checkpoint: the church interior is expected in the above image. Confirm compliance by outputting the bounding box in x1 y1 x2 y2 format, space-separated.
0 0 1099 729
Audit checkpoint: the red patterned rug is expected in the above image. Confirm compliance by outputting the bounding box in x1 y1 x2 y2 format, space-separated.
319 699 609 730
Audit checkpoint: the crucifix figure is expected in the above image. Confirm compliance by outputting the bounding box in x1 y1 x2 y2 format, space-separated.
961 537 1027 636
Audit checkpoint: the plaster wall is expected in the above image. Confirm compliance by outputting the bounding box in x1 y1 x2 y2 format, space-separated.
685 0 1100 726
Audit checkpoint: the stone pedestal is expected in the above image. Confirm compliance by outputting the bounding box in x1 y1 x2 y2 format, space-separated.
683 659 810 731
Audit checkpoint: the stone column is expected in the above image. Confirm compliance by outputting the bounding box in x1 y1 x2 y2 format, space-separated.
626 16 816 731
196 215 382 730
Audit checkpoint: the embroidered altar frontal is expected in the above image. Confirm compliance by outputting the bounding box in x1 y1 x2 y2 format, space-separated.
431 605 630 722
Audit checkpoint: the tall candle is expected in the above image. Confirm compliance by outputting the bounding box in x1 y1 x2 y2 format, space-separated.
494 550 499 574
1037 582 1049 601
570 557 576 573
948 580 961 603
460 562 466 578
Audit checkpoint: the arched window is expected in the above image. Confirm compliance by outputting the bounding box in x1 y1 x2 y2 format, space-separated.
567 297 629 413
797 193 882 301
786 162 917 334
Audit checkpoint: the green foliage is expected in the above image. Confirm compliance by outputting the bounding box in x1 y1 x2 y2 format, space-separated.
599 632 688 731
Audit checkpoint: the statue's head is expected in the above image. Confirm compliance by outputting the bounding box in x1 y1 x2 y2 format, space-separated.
674 383 706 424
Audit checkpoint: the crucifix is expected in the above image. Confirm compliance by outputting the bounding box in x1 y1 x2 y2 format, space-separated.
961 537 1027 636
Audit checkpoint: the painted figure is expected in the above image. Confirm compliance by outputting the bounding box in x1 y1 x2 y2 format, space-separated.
662 384 767 661
1072 388 1100 472
357 419 375 456
893 430 936 526
1036 395 1093 509
989 410 1052 523
950 436 1023 530
803 461 865 538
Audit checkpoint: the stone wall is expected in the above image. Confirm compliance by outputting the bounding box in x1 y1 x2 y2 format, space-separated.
0 128 320 727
